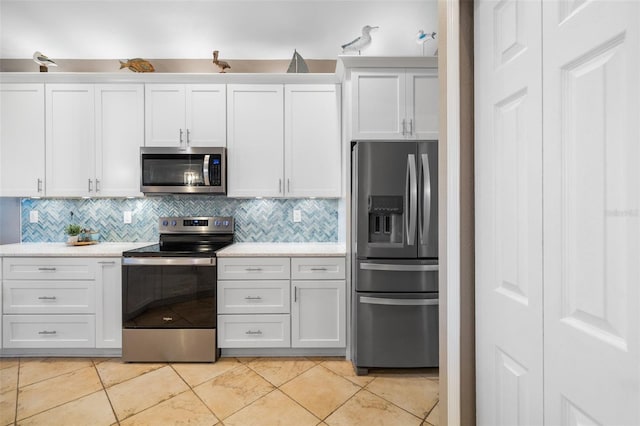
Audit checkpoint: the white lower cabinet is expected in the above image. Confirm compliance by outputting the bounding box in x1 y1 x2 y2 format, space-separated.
1 257 122 351
217 256 345 350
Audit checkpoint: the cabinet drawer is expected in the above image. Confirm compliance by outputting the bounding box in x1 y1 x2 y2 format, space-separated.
218 280 290 314
3 258 95 280
3 280 96 314
218 258 290 280
218 314 290 348
2 314 96 348
291 257 346 280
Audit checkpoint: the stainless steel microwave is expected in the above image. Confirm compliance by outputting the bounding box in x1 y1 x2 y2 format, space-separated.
140 147 226 194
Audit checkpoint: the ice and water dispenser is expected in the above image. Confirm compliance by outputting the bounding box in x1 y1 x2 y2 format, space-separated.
367 195 403 243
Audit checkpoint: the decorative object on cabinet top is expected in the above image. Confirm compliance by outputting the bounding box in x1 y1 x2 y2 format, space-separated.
212 50 231 73
341 25 378 55
32 51 58 72
119 58 155 73
287 49 309 73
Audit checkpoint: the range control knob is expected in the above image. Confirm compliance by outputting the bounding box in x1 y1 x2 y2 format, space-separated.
162 220 169 226
171 220 177 226
214 220 221 226
223 220 230 227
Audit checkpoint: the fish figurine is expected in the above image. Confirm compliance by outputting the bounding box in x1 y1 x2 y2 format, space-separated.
119 58 155 73
213 50 231 73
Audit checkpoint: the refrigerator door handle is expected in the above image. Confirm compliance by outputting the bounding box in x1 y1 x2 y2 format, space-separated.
360 296 439 306
405 154 417 245
360 263 439 272
419 153 431 245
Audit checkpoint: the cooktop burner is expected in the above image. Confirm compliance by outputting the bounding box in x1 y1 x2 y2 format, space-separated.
122 216 234 258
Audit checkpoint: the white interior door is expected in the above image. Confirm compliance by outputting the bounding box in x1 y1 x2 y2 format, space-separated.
543 1 640 425
475 0 543 424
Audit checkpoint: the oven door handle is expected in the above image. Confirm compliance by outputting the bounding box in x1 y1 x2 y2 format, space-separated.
122 257 216 266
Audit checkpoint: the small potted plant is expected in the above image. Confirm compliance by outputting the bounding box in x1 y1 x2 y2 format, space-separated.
64 224 82 244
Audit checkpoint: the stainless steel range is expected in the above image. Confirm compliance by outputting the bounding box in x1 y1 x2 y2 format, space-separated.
121 216 234 362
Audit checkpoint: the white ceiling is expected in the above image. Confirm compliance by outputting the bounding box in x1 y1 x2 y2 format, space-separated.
0 0 438 60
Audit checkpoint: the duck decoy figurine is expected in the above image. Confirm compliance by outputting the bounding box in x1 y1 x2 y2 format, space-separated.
33 51 58 72
341 25 379 55
213 50 231 73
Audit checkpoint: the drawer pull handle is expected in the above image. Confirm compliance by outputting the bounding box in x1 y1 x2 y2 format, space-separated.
38 296 57 300
38 267 57 271
98 261 116 265
38 330 57 335
244 296 263 300
310 267 328 271
245 330 263 335
245 268 263 271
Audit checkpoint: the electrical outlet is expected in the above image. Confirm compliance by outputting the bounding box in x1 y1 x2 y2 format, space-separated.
293 209 302 223
29 210 39 223
123 211 132 224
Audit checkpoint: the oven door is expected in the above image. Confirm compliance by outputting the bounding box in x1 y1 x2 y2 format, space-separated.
122 257 216 329
121 257 218 362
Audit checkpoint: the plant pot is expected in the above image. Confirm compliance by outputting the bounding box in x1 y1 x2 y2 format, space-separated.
67 235 79 244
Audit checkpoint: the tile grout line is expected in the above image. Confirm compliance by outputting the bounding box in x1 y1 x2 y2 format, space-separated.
168 362 223 424
13 358 21 425
361 375 435 424
92 358 121 426
15 357 89 389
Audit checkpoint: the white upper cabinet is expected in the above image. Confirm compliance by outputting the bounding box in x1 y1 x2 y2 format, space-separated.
0 84 45 197
284 85 341 197
145 84 226 147
227 84 341 198
227 84 285 197
95 84 144 197
45 84 95 197
46 84 144 197
352 68 438 140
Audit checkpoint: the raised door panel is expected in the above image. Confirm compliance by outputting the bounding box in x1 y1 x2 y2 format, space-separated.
218 314 290 348
45 84 95 197
543 1 640 425
227 85 284 197
291 280 345 348
3 280 96 314
217 257 290 280
94 84 144 197
217 280 290 314
406 70 439 140
185 84 226 147
95 258 121 348
284 84 341 197
475 0 543 424
0 84 45 197
352 70 405 140
3 257 96 281
144 84 185 147
2 314 95 348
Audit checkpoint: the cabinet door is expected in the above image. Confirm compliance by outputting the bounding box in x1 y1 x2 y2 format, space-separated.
185 84 226 147
406 70 439 140
285 85 341 197
352 70 406 140
95 258 121 348
45 84 95 197
95 84 144 197
145 84 185 147
227 85 284 197
0 84 45 197
291 280 345 348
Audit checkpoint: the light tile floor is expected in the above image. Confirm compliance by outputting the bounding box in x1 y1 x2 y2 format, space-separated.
0 356 439 426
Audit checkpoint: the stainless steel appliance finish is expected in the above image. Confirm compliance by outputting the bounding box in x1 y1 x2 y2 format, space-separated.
351 141 439 375
121 216 234 363
140 147 226 194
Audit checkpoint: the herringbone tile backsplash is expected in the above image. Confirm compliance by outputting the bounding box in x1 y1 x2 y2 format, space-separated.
21 197 339 243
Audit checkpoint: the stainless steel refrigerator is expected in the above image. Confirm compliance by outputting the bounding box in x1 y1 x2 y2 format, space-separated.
351 140 438 375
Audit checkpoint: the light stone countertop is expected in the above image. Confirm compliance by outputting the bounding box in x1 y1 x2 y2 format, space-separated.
0 242 155 257
215 242 346 257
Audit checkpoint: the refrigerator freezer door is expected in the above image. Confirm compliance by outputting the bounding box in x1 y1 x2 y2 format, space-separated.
356 258 439 292
354 141 418 259
353 292 439 370
418 141 438 259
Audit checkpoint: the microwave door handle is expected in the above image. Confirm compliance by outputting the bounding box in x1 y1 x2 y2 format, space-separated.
420 153 431 245
405 154 417 246
203 155 211 186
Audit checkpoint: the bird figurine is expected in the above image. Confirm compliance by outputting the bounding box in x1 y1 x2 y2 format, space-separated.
33 51 58 72
341 25 379 55
416 30 437 44
213 50 231 73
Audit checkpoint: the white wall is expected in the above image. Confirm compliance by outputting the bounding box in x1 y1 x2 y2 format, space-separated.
0 0 438 60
